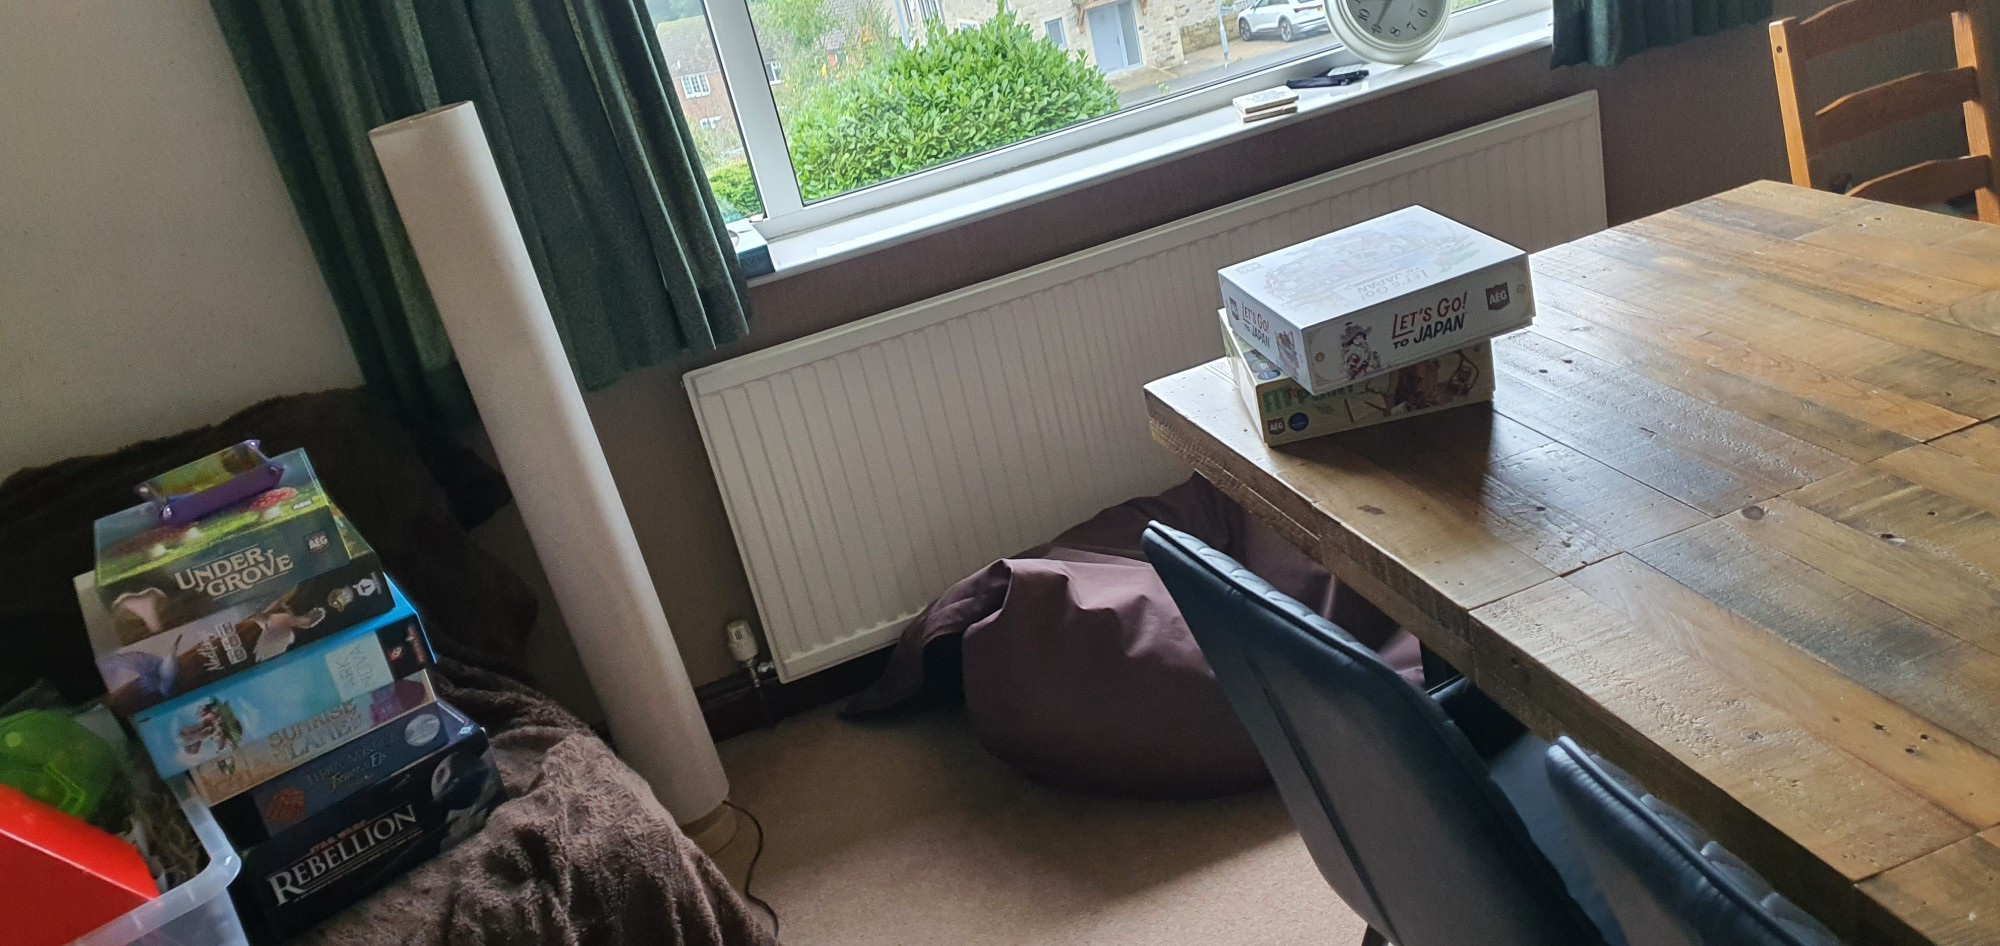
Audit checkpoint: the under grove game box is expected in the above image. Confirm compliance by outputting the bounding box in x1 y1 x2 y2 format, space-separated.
78 559 394 718
129 579 435 777
1219 310 1493 445
1220 206 1533 394
91 449 373 646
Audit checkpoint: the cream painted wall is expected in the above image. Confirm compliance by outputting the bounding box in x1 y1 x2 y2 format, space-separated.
0 2 360 478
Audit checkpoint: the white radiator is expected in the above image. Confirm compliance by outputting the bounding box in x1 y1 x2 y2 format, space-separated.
687 92 1608 681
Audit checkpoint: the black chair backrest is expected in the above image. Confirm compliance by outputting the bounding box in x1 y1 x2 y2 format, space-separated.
1545 737 1845 946
1142 522 1607 946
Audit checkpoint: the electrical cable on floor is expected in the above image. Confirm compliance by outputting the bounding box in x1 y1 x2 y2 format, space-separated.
723 800 780 939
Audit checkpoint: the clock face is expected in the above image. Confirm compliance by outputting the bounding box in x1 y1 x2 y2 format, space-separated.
1330 0 1450 64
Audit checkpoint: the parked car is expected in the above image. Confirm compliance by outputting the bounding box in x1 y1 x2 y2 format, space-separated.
1236 0 1328 42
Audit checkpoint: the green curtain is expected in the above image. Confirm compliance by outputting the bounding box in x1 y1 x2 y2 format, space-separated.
212 0 750 427
1553 0 1774 67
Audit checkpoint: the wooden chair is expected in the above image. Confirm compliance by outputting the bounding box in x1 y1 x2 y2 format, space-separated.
1768 0 2000 221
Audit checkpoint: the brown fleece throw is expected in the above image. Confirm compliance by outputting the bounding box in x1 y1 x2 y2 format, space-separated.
294 660 777 946
1 390 776 946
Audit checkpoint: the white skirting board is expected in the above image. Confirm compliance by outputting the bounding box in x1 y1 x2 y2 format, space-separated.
688 91 1609 683
371 103 729 824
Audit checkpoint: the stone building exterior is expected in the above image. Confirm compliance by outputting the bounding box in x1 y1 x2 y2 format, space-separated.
655 17 741 134
927 0 1188 75
655 0 1211 131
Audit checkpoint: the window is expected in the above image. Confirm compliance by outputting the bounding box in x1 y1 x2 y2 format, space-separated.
647 0 1543 233
700 115 724 130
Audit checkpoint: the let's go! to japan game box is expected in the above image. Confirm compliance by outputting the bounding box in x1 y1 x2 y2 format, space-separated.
1220 206 1532 395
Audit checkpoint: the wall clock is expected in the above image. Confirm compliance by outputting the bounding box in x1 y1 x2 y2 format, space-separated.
1328 0 1449 65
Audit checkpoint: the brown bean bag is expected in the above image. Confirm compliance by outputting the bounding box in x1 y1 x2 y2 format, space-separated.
849 476 1420 798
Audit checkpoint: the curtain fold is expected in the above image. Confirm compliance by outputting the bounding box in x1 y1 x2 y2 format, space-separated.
1552 0 1774 68
212 0 750 427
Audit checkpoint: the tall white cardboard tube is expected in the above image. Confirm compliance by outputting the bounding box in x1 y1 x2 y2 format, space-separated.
369 102 728 824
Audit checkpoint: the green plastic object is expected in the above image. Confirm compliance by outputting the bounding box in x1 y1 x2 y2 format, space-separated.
0 709 121 819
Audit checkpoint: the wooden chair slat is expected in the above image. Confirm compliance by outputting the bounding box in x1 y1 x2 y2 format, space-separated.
1785 0 1963 61
1847 154 1992 207
1815 67 1980 149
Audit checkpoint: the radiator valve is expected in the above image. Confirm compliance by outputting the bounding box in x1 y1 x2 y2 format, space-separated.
726 619 761 664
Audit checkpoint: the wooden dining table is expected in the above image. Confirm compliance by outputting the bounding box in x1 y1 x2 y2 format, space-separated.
1145 180 2000 946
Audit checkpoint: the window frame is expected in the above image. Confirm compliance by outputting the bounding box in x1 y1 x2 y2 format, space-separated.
702 0 1549 237
678 71 713 98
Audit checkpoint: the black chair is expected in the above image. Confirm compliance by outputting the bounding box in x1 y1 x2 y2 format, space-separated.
1141 522 1620 946
1545 737 1845 946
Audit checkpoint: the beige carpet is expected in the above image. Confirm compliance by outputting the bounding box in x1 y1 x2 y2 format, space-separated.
709 704 1367 946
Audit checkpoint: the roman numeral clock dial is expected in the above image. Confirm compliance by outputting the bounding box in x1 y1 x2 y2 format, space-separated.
1330 0 1449 65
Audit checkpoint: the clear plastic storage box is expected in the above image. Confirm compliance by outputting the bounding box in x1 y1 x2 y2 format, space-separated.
71 786 246 946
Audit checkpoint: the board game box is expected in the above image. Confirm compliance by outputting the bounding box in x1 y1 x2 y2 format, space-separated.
188 673 437 805
78 558 393 718
92 448 372 645
1220 310 1494 445
1220 206 1533 394
232 720 504 944
129 578 435 777
212 700 474 845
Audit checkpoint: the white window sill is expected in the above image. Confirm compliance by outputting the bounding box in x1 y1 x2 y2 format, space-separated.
750 8 1555 285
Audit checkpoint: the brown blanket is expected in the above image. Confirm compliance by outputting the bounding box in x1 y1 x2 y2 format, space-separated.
297 659 774 946
0 390 775 946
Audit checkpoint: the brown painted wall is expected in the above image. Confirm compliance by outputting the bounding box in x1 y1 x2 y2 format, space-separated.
510 9 1970 716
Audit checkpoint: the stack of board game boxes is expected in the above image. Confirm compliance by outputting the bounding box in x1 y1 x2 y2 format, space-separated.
1217 206 1534 445
76 442 506 944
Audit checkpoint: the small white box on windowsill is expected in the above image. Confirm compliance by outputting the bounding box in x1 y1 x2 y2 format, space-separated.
1219 206 1533 395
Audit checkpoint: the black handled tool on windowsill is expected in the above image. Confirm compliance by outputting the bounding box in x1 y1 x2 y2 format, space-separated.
1286 67 1369 89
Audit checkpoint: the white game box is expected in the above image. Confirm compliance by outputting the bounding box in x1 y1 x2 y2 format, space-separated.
1220 206 1533 395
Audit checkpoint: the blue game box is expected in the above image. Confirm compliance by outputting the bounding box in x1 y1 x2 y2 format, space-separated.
210 700 478 846
130 577 434 777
